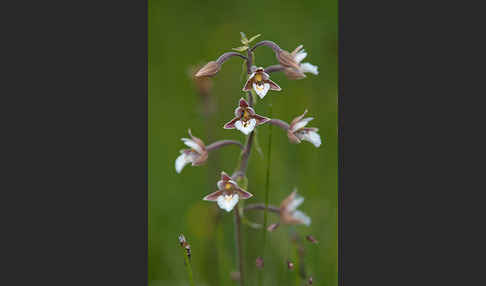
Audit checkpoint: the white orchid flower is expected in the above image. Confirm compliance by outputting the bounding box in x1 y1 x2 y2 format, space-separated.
287 110 322 148
224 98 270 135
203 171 253 212
242 67 281 99
175 129 208 173
280 189 311 226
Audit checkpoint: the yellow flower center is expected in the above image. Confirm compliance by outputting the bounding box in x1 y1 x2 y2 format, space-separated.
243 109 251 120
255 73 263 82
225 183 232 190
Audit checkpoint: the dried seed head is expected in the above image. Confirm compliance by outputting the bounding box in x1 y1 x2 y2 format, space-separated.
267 223 279 232
306 235 319 244
287 260 294 270
255 256 264 269
195 61 221 78
178 233 191 258
308 276 313 285
185 244 191 259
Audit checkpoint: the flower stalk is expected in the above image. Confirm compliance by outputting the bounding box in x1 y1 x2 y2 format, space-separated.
268 118 290 130
183 250 195 286
206 140 244 151
216 51 248 65
264 64 286 74
235 131 255 176
244 203 280 213
250 40 282 53
230 47 258 286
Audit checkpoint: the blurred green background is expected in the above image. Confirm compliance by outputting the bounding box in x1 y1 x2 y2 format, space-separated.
148 0 337 285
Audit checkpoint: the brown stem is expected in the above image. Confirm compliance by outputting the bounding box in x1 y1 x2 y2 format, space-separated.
246 49 252 75
244 203 281 214
230 46 255 286
216 52 247 65
206 140 244 151
234 132 254 176
247 91 254 107
268 118 290 130
264 64 286 74
250 40 282 53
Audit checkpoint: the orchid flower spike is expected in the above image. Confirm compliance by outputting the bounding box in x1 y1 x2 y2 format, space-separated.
283 45 319 80
175 129 208 173
280 189 311 226
203 171 253 212
287 110 322 148
242 67 281 99
224 98 270 135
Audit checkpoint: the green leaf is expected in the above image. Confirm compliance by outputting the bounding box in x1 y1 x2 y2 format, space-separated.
247 34 261 43
232 46 248 52
240 32 248 44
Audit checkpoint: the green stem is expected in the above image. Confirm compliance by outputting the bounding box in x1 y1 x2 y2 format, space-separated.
182 249 195 286
294 246 300 286
258 96 274 286
216 215 228 286
235 204 244 286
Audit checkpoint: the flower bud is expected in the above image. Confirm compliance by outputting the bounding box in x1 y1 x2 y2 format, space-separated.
195 61 221 77
277 49 301 71
178 233 186 247
308 276 313 285
287 260 294 270
255 256 264 269
189 65 213 97
306 235 319 244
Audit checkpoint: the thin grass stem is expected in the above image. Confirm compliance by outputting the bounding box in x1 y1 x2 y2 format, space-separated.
258 95 274 286
182 249 195 286
234 204 244 286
